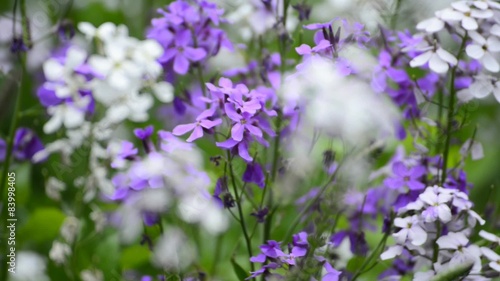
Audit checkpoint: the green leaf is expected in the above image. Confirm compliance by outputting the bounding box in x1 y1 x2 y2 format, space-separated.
346 256 366 272
120 244 151 269
430 260 474 281
19 207 65 244
231 258 249 280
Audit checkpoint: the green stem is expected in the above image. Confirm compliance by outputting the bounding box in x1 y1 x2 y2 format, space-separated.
390 0 403 29
227 153 255 272
282 163 342 243
441 34 468 185
263 114 281 242
0 4 28 276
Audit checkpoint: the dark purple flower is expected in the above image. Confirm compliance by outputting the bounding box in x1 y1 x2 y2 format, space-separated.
383 162 426 191
213 177 235 209
134 126 154 140
251 207 269 223
10 37 28 53
12 128 44 162
57 20 75 41
330 230 368 255
0 139 6 161
243 162 265 188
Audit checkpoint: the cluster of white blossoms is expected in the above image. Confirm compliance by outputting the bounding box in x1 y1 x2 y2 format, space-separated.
35 22 175 198
407 0 500 104
380 185 496 280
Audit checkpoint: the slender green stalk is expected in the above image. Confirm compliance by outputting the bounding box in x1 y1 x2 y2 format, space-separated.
282 162 343 243
0 1 28 278
390 0 403 29
263 114 281 242
227 153 255 271
0 62 24 281
441 34 468 185
351 232 390 281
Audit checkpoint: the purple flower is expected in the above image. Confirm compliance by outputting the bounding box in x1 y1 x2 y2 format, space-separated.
383 162 426 191
295 40 332 56
134 126 154 140
213 177 234 209
322 262 341 281
159 29 207 75
260 240 286 258
12 128 45 162
242 162 265 188
246 262 281 280
303 21 332 31
289 232 308 259
172 108 221 142
251 207 269 223
0 139 6 161
330 230 368 255
226 110 262 142
216 136 252 162
111 141 138 169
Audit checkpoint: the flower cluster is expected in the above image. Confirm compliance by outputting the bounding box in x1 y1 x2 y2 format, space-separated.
249 232 342 281
381 185 487 280
108 127 228 242
172 77 277 162
148 0 232 75
0 128 44 162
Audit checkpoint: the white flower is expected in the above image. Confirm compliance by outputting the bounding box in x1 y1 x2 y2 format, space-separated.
43 101 87 134
49 241 72 265
460 139 484 160
90 209 106 233
393 215 428 246
88 40 142 91
466 31 500 72
132 40 164 78
436 232 482 272
151 81 174 103
10 252 49 281
152 228 195 271
413 271 435 281
481 247 500 272
410 46 457 74
440 1 493 31
479 230 500 244
45 177 66 201
43 47 86 81
458 75 500 102
60 216 80 244
416 15 445 33
77 22 120 42
91 80 153 123
380 245 403 260
80 269 104 281
470 0 500 11
418 188 452 223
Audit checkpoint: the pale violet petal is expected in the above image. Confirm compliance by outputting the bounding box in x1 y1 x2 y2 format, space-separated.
466 44 485 59
482 52 500 72
409 50 433 68
429 54 449 73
